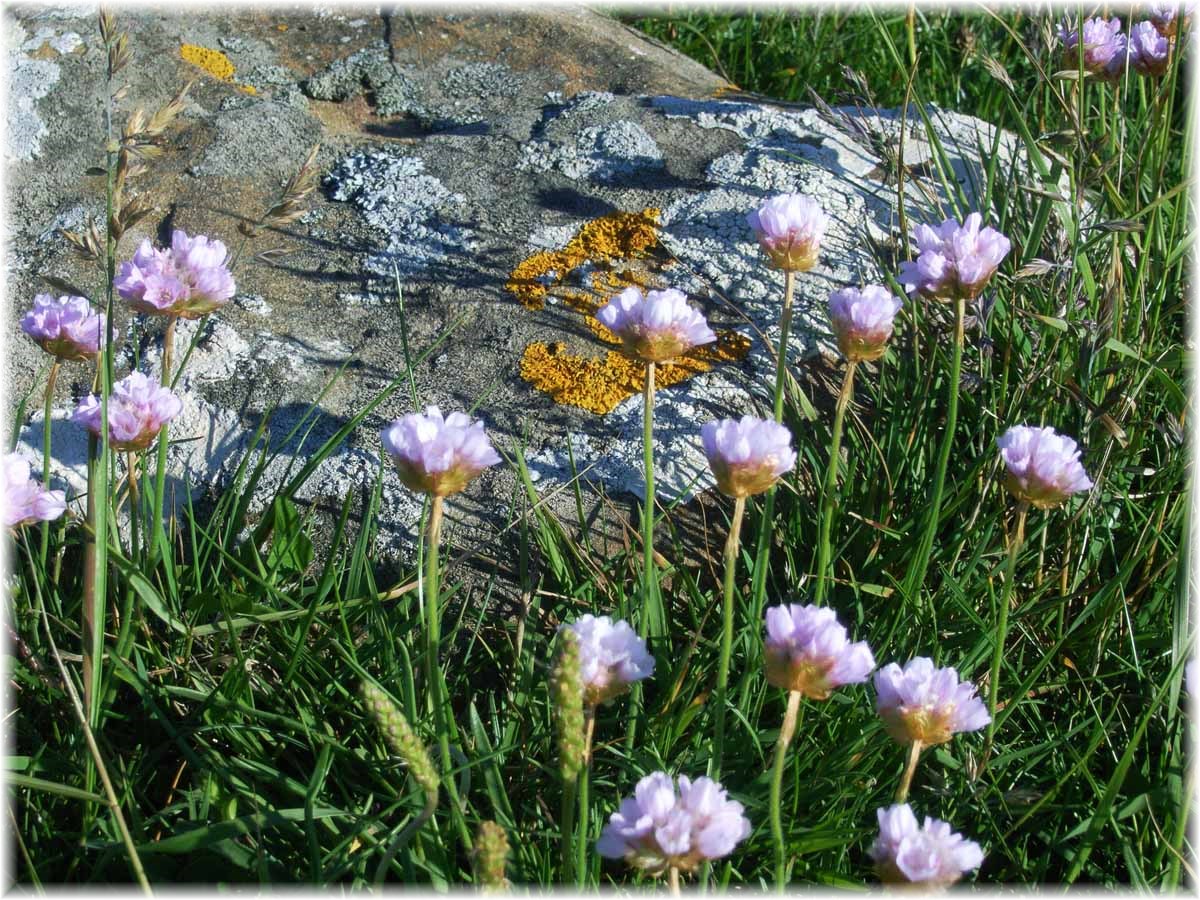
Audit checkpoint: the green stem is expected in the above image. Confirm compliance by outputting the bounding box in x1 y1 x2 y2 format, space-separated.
981 500 1028 772
770 690 803 891
903 297 965 602
814 361 857 603
561 769 578 884
711 495 747 782
773 271 796 422
374 789 437 888
150 316 177 565
38 360 61 568
642 361 663 637
576 709 595 888
895 739 923 803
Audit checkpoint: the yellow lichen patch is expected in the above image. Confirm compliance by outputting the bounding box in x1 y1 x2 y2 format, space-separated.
520 332 752 415
239 84 258 95
180 43 236 82
505 208 661 310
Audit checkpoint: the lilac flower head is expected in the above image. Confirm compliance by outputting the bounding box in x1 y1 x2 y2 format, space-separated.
874 657 990 746
72 371 183 452
596 772 751 875
20 294 110 361
870 803 983 887
898 213 1011 302
381 405 501 497
115 229 236 318
3 453 66 529
764 604 875 699
828 285 903 362
747 193 829 272
566 614 655 706
997 425 1093 510
595 287 716 363
1129 20 1172 74
1058 16 1128 77
700 416 796 498
1149 2 1192 37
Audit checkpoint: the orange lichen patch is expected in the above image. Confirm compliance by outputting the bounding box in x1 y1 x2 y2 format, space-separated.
239 84 258 95
520 332 752 415
505 208 661 310
180 44 236 82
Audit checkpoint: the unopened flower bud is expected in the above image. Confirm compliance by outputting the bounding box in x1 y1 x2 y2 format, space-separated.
360 680 439 798
551 629 586 782
473 820 511 893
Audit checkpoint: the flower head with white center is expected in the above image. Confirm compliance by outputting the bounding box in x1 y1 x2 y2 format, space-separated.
764 604 875 699
870 803 983 887
701 416 796 499
874 657 991 746
827 285 903 362
595 287 716 364
596 772 751 875
997 425 1093 510
72 372 183 452
381 406 501 497
3 453 66 529
747 194 829 272
898 213 1011 302
565 614 654 706
115 229 236 319
21 294 110 361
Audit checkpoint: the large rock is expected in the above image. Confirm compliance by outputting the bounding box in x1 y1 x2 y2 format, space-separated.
5 5 1010 560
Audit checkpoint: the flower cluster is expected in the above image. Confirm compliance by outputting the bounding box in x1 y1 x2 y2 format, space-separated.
828 285 903 362
115 229 236 319
997 425 1093 510
874 657 991 746
596 772 751 874
1058 17 1127 78
870 803 983 887
747 193 829 272
1129 20 1172 74
381 406 501 497
701 416 796 498
1149 1 1192 37
566 614 655 706
73 371 183 452
3 453 66 529
21 294 109 361
763 604 875 699
1059 12 1183 79
595 287 716 364
898 213 1011 302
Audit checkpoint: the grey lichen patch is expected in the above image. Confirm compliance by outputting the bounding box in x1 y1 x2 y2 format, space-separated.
192 98 323 178
7 23 62 161
440 62 520 99
520 119 665 184
302 40 393 101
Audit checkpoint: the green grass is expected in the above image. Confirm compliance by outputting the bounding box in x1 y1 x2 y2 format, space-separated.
9 8 1192 889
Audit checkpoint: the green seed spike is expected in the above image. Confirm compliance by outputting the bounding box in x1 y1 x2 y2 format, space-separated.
551 629 586 781
360 680 440 797
474 820 511 893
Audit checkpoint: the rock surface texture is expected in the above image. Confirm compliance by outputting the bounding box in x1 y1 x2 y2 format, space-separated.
5 6 1010 559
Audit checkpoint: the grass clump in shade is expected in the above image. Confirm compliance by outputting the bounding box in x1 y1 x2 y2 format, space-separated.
7 6 1192 891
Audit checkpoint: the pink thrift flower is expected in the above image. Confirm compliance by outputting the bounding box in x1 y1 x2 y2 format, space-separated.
764 603 875 699
898 213 1010 302
2 453 66 529
1058 17 1128 78
115 229 236 319
596 771 751 875
1149 2 1191 37
566 614 654 706
747 193 829 273
828 285 903 362
20 294 110 361
870 803 983 887
874 657 990 746
1129 20 1172 74
595 287 716 364
381 405 501 497
700 415 796 498
997 425 1093 510
72 371 183 452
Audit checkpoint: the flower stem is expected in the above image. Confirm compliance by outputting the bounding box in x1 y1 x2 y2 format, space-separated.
773 271 796 422
712 495 747 782
642 361 664 637
981 500 1029 772
814 361 857 604
895 739 924 803
150 315 178 564
902 297 966 602
668 865 682 896
374 788 437 888
770 690 803 891
161 316 177 386
561 770 577 884
38 360 61 568
576 708 595 888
